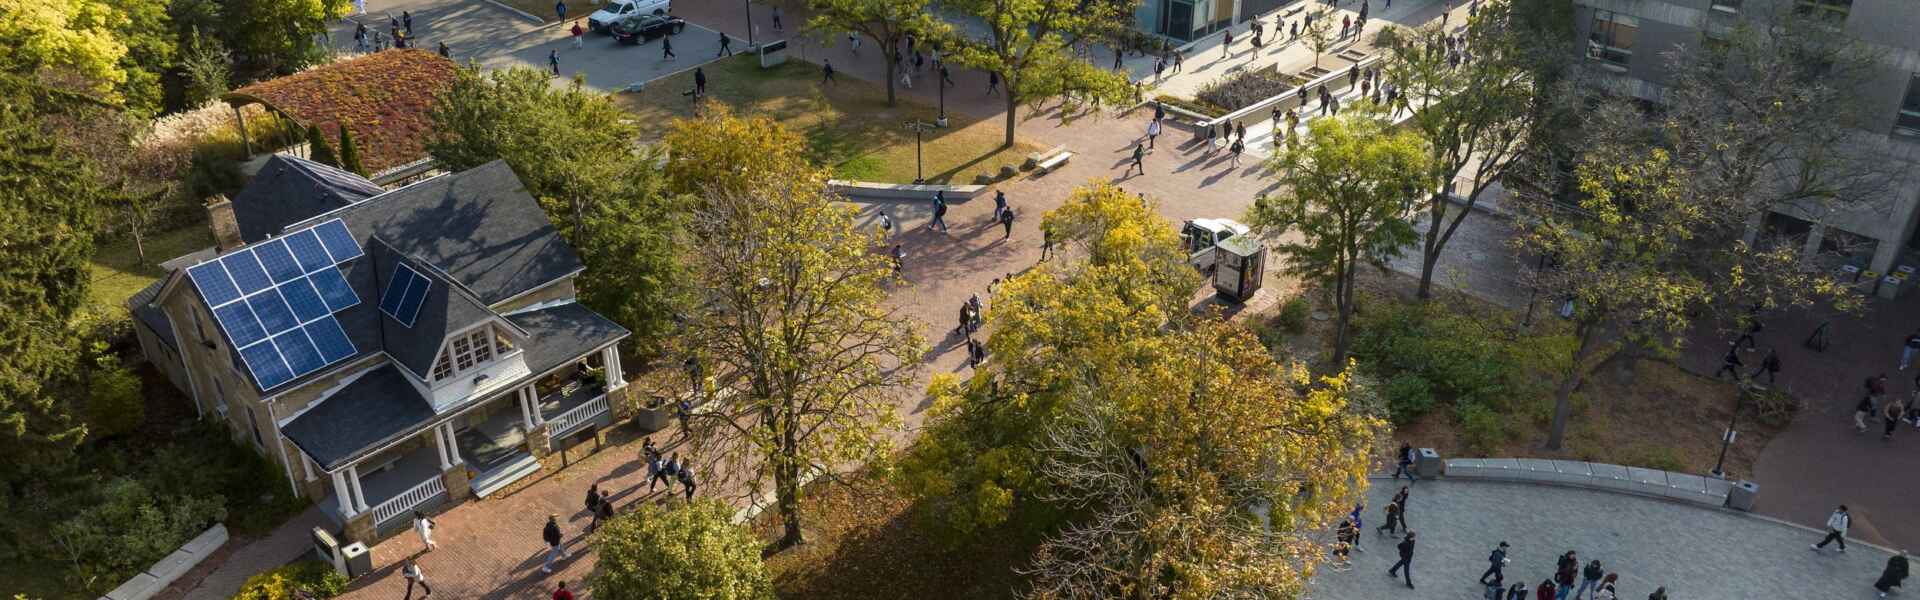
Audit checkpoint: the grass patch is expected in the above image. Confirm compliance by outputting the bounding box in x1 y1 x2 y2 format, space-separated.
754 468 1034 600
87 224 214 316
614 55 1040 184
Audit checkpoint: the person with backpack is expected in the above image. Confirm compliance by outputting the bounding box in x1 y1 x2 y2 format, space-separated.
999 207 1015 240
1750 349 1781 384
1386 530 1417 589
1375 499 1403 536
1480 541 1510 586
1876 550 1910 598
1900 331 1920 370
1129 143 1147 176
585 485 605 532
1553 551 1578 600
1574 559 1604 599
1392 442 1419 483
677 463 696 501
541 514 568 574
993 190 1008 221
929 192 949 233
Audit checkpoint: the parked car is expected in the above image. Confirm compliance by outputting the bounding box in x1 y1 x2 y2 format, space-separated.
610 14 685 44
588 0 669 33
1182 218 1250 272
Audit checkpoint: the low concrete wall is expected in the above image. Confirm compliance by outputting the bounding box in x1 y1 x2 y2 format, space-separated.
828 180 989 202
99 524 229 600
1443 458 1736 508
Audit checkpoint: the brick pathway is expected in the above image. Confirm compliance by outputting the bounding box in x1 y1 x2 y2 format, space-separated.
1308 478 1903 600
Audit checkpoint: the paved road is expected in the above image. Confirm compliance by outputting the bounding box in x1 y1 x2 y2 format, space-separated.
1309 478 1902 600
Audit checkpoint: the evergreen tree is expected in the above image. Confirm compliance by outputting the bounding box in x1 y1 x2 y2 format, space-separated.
306 124 338 167
337 125 365 176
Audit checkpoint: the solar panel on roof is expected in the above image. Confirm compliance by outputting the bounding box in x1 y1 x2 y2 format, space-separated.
213 302 267 347
305 316 356 363
285 229 332 273
221 252 273 295
379 264 416 315
239 343 294 389
314 220 363 263
309 267 357 312
254 239 303 284
394 274 430 327
281 279 329 322
247 288 300 335
273 329 327 375
188 262 241 307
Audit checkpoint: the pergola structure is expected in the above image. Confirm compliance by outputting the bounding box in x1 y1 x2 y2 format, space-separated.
222 49 458 179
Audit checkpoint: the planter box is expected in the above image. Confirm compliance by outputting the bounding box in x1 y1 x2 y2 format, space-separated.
634 405 671 432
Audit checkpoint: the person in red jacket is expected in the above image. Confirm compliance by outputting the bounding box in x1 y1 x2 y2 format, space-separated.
1536 580 1556 600
553 581 574 600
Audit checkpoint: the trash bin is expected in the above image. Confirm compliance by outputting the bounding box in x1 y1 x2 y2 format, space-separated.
341 542 373 578
1415 447 1443 479
758 39 788 68
1726 480 1759 512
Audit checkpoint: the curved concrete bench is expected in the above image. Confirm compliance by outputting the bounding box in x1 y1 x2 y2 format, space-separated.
828 180 988 202
1443 458 1737 509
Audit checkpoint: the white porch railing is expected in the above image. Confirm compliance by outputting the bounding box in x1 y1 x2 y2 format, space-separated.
370 476 446 525
547 394 609 438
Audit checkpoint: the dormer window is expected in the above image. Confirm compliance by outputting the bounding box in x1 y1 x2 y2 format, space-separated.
433 326 503 382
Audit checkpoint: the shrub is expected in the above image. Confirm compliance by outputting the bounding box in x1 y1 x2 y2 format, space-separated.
1196 68 1295 112
51 479 227 590
1276 295 1310 334
1153 94 1225 118
998 165 1017 179
83 357 144 440
233 560 347 600
591 501 773 600
1454 403 1506 455
1352 300 1519 407
973 174 993 185
1383 373 1435 424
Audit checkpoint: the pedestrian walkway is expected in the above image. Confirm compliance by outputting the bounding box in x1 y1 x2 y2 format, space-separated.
1309 478 1901 600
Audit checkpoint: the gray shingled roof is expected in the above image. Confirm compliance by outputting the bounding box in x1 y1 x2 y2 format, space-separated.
128 279 176 351
366 239 496 380
281 364 436 471
506 302 630 376
337 160 584 305
232 155 385 244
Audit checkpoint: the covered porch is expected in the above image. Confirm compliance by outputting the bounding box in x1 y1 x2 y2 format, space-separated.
313 430 457 531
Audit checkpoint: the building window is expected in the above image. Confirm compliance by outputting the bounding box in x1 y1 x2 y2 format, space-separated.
1588 10 1637 69
1795 0 1851 23
1896 74 1920 138
435 327 503 381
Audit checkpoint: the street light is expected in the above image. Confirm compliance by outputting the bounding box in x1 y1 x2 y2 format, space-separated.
742 0 755 47
1710 389 1743 479
937 71 948 127
906 121 935 183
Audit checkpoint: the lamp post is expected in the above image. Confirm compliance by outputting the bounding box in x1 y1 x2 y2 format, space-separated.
742 0 755 47
907 122 934 183
1709 389 1743 478
937 74 948 127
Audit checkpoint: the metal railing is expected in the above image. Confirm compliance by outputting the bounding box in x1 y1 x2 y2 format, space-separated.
547 394 609 438
370 476 446 525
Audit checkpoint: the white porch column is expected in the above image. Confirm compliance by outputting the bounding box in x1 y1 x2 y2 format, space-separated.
346 465 370 512
302 453 319 482
433 425 452 469
527 386 546 426
601 346 623 390
330 470 356 516
443 424 465 466
519 389 536 429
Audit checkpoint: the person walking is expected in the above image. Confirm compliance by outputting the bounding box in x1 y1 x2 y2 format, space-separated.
647 448 665 491
771 5 782 31
403 10 413 36
1574 559 1604 600
999 207 1015 240
694 67 707 98
1714 346 1743 380
1228 137 1244 167
1392 442 1419 482
1804 503 1850 553
548 49 560 75
552 581 575 600
1040 226 1055 262
1901 331 1920 370
879 211 894 239
1856 392 1879 433
662 453 681 493
541 514 568 574
1391 485 1410 527
585 484 604 532
1536 580 1557 600
1386 530 1417 589
1876 550 1910 598
413 510 437 551
1885 398 1907 441
1146 118 1162 149
718 32 732 57
823 60 837 84
1554 551 1578 600
1375 499 1403 536
929 192 949 233
891 244 905 276
1221 29 1234 58
1750 349 1781 384
403 557 431 599
437 40 450 58
1129 143 1146 176
678 463 696 501
987 71 1000 96
940 64 955 88
1480 541 1510 586
661 33 675 59
554 0 566 21
993 190 1008 221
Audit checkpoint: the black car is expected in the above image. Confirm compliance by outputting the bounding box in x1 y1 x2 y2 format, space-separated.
611 15 685 44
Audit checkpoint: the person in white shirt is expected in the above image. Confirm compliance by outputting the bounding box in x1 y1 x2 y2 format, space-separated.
1811 505 1850 553
403 557 431 599
413 510 436 551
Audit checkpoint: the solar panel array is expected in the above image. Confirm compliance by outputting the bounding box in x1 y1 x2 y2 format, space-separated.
188 219 364 390
380 263 432 328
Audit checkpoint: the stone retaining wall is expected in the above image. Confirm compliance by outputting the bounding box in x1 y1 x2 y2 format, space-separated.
1443 458 1737 508
99 524 228 600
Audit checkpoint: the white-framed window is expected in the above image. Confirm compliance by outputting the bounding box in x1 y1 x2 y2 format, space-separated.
1895 74 1920 138
1795 0 1850 24
434 326 502 381
1587 10 1637 69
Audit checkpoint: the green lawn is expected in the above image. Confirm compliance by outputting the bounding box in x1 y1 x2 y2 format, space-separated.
614 55 1041 185
87 225 213 316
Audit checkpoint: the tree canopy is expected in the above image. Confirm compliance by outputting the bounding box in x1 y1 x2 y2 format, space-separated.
591 501 774 600
805 0 952 106
945 0 1134 146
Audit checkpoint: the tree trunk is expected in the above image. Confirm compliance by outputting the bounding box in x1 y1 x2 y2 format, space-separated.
775 409 804 548
1417 195 1446 300
1545 324 1596 450
1331 263 1353 366
129 204 148 265
883 49 898 106
1003 92 1018 148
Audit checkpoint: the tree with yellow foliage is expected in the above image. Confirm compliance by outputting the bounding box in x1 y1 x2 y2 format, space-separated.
661 102 815 197
0 0 130 99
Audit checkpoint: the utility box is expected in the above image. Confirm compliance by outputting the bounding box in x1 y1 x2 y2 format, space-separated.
1415 447 1443 479
311 528 346 578
758 39 788 68
1726 480 1759 511
1211 235 1267 302
340 542 373 578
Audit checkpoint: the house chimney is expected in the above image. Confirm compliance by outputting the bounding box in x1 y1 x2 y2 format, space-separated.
206 194 242 252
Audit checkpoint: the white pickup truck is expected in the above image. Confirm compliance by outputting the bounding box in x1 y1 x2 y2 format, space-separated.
1182 218 1250 272
588 0 669 33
